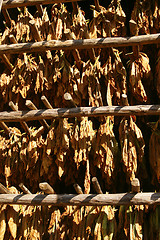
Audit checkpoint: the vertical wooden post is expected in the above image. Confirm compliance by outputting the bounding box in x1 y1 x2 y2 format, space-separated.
131 178 140 193
92 177 103 194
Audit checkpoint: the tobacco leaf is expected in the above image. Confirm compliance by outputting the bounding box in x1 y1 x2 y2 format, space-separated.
89 0 126 38
102 49 127 106
129 52 152 103
0 205 7 240
149 122 160 184
119 117 145 182
94 117 119 185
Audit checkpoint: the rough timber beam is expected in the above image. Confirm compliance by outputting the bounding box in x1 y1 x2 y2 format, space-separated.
0 193 160 206
0 34 160 55
2 0 85 9
0 105 160 122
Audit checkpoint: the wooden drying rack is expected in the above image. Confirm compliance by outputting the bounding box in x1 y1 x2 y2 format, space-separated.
0 0 160 206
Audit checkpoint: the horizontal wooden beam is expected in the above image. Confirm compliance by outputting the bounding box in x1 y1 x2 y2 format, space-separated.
0 105 160 122
2 0 85 9
0 34 160 55
0 193 160 206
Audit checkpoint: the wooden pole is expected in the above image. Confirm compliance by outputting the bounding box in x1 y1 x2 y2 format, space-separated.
0 105 160 122
25 100 50 130
131 178 141 193
63 93 77 108
0 54 13 72
9 101 30 135
41 96 53 109
0 122 10 136
0 34 160 55
2 0 85 9
0 183 10 194
19 183 31 194
92 177 103 194
73 183 83 194
2 9 11 27
0 193 160 206
39 182 55 194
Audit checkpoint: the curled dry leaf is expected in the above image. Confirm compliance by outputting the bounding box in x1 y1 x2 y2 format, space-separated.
94 117 119 185
123 205 144 240
131 0 160 35
71 117 95 169
119 117 145 182
149 122 160 183
51 4 72 40
0 205 7 240
6 187 19 239
89 0 126 38
129 52 152 103
102 49 127 106
156 49 160 98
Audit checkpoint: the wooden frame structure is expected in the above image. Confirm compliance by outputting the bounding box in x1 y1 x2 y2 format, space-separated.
0 0 160 206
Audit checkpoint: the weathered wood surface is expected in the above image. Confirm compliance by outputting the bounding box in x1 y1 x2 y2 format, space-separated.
0 34 160 55
0 105 160 122
39 182 55 194
2 0 85 9
25 100 50 130
0 0 3 12
0 193 160 206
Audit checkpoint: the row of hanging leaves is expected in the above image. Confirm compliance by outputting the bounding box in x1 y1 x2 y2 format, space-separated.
0 0 160 239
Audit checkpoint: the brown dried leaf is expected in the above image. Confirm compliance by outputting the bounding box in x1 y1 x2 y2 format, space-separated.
94 117 118 185
0 206 6 240
119 117 145 182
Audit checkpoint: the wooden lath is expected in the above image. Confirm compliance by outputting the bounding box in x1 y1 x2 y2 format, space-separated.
0 105 159 122
0 33 160 55
0 192 159 206
2 0 85 9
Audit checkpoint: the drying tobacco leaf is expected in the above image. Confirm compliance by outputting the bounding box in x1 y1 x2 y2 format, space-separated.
70 117 95 192
151 0 160 33
6 187 19 239
129 52 152 103
0 135 9 176
149 121 160 184
0 205 7 240
94 117 119 186
102 48 127 106
119 117 145 182
51 4 72 40
4 127 21 187
89 0 126 38
48 209 61 238
101 205 117 240
93 205 117 240
123 205 144 240
54 119 70 179
88 59 103 107
77 59 103 107
53 53 82 107
72 6 87 39
156 49 160 99
0 74 11 104
70 117 95 169
86 207 100 239
130 0 160 35
41 119 70 179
